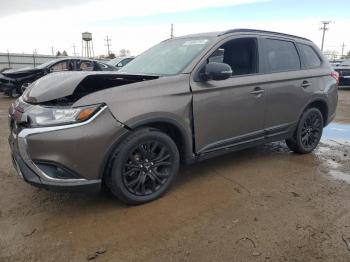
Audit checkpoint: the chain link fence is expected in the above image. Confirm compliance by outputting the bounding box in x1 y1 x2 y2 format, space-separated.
0 52 111 72
0 52 61 71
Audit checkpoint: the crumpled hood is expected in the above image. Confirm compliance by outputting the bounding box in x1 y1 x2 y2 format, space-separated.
2 67 41 77
23 71 159 104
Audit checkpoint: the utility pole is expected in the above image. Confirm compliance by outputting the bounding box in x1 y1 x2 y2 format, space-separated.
7 49 11 68
104 35 112 56
341 42 346 58
72 44 77 56
320 21 331 52
51 46 54 56
33 49 37 67
170 24 174 38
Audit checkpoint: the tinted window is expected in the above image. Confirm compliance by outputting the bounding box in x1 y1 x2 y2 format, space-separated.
298 44 321 68
208 38 258 76
50 61 71 72
265 39 300 72
78 60 94 71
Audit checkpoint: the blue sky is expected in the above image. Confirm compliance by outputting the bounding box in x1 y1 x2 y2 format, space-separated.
99 0 350 26
0 0 349 56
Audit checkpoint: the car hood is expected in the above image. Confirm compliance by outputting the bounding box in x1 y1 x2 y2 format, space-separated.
23 71 159 104
2 67 42 77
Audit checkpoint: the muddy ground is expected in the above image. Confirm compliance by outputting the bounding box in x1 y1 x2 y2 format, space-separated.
0 89 350 262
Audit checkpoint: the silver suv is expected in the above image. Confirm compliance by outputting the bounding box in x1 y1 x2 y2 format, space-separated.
8 29 338 204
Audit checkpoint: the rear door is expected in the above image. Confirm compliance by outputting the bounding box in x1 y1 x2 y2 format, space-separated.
260 38 314 136
191 37 267 153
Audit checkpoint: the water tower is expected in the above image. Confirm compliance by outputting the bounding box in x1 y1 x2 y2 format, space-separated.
81 32 94 57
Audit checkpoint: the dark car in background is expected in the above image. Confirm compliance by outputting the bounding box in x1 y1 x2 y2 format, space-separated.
107 56 134 70
334 59 350 86
8 29 338 204
0 58 116 97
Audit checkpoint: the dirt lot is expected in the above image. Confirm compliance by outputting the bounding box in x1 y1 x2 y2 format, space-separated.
0 90 350 262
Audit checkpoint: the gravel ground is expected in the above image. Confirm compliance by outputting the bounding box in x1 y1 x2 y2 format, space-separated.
0 90 350 262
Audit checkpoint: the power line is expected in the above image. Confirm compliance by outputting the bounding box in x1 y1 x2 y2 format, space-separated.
320 21 331 52
104 35 112 55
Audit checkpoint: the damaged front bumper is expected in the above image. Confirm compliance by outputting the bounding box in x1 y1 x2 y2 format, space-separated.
10 140 102 192
0 74 16 94
8 104 129 192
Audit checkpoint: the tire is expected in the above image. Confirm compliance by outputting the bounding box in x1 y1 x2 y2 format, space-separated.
20 82 32 93
286 108 324 154
106 127 180 205
10 87 21 98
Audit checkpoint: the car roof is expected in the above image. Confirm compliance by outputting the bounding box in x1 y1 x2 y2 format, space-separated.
51 57 107 62
177 28 311 42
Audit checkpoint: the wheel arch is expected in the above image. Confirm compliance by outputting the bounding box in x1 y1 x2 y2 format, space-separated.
301 98 329 127
127 117 194 165
99 116 194 179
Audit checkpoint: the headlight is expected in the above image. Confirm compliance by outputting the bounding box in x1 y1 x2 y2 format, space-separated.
27 104 102 127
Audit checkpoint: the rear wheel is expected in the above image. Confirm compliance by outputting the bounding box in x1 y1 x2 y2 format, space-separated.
107 128 179 205
286 108 323 154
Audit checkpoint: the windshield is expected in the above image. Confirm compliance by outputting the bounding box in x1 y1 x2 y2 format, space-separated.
36 59 60 69
119 37 213 75
107 57 123 65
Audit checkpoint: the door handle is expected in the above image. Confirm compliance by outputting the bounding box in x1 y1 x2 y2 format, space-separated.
250 87 265 95
301 81 311 88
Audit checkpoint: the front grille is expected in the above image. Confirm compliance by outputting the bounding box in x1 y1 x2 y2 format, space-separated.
0 77 9 84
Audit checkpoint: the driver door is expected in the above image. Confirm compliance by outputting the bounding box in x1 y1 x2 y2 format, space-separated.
191 37 267 153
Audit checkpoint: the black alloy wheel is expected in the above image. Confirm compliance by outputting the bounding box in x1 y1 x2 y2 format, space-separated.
107 128 179 204
286 107 324 154
300 111 322 150
122 141 172 196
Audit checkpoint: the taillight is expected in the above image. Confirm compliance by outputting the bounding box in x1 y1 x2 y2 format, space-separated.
330 71 339 85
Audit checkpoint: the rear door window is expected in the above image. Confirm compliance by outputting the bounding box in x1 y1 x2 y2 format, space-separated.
297 44 322 69
78 60 94 71
265 39 300 72
50 60 71 72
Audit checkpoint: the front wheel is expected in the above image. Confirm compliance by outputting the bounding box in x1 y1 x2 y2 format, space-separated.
9 87 21 98
107 128 180 205
20 82 32 93
286 108 324 154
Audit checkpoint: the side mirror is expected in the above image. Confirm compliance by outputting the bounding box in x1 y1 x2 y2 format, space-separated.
201 62 232 81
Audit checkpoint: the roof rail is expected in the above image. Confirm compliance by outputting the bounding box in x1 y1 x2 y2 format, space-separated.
218 29 311 42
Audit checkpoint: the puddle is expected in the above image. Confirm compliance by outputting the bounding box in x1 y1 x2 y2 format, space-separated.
318 122 350 184
322 123 350 141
